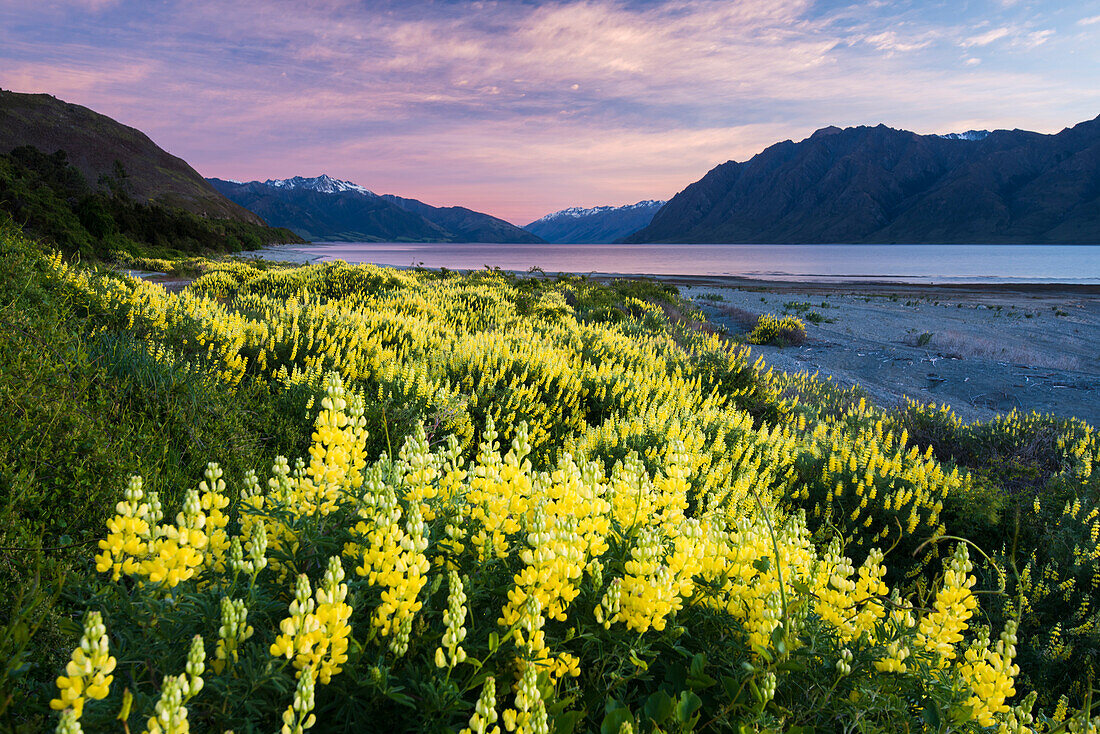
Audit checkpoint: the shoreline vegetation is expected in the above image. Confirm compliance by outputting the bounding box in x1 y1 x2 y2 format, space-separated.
252 243 1100 426
2 222 1099 732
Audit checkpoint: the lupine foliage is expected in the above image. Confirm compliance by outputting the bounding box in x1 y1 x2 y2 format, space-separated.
2 240 1099 732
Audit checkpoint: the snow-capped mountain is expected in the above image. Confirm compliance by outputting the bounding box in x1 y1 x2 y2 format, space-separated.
524 200 666 243
208 176 543 244
529 200 666 225
936 130 992 141
262 174 376 197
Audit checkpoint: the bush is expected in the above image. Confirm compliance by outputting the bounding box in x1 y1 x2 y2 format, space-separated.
747 314 807 347
891 402 1100 706
42 375 1058 733
0 146 301 261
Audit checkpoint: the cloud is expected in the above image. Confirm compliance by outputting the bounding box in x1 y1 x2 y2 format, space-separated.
0 56 155 99
1077 14 1100 26
1022 29 1055 48
963 27 1012 47
2 0 1098 221
861 31 935 53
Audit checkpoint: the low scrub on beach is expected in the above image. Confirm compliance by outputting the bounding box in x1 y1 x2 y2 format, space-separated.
747 314 808 347
2 224 1099 733
906 329 1081 370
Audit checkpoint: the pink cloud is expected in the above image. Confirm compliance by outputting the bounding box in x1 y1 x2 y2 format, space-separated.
3 0 1099 223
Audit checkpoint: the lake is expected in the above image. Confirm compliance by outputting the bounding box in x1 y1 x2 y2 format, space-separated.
263 242 1100 284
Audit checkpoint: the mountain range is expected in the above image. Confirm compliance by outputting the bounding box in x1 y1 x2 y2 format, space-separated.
626 117 1100 244
4 88 1099 246
0 90 262 225
523 200 665 243
209 176 543 243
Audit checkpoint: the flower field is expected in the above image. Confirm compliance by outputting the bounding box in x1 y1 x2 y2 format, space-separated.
4 237 1100 732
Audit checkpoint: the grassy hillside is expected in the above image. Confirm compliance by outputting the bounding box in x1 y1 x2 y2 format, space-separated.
2 225 1098 732
0 146 301 259
0 90 262 224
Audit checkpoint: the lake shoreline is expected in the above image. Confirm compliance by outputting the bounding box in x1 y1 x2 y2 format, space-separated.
252 241 1100 285
252 243 1100 292
249 242 1100 425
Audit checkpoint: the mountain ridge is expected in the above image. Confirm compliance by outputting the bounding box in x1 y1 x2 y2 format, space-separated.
0 89 263 225
264 174 376 197
524 200 666 243
626 117 1100 244
211 177 543 243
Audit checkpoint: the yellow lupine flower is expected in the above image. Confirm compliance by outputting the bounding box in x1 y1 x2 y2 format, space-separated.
50 611 115 718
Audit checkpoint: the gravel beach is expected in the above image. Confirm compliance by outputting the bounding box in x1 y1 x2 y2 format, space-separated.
675 279 1100 425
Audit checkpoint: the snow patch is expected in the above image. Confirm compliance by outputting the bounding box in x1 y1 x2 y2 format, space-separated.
935 130 991 141
532 199 665 224
262 174 376 196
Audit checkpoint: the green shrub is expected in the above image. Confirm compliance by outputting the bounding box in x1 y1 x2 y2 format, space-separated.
747 314 807 347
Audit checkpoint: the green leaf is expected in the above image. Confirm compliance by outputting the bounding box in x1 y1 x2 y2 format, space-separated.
689 652 707 678
687 672 717 691
643 690 675 724
552 710 584 734
922 701 942 731
488 631 499 653
721 675 740 698
750 644 773 663
601 706 633 734
749 680 763 705
674 691 703 724
57 617 82 638
752 556 771 573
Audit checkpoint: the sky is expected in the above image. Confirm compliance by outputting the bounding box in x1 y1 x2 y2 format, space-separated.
2 0 1099 224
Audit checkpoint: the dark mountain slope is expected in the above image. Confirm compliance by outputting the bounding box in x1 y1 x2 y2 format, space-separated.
0 90 262 224
208 179 449 242
626 117 1100 244
381 194 543 243
210 176 544 243
523 200 666 243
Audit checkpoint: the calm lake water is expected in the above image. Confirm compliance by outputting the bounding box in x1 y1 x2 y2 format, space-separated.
268 243 1100 284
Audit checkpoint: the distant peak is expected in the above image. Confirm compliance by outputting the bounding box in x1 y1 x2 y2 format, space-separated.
810 125 844 138
531 199 665 224
262 174 375 196
935 130 991 141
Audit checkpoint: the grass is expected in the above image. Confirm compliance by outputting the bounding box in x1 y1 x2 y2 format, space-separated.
782 300 834 324
0 222 312 720
905 328 1081 370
